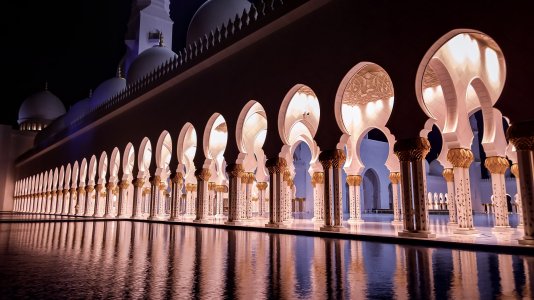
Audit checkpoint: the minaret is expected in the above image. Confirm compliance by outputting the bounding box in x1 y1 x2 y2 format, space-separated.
123 0 173 74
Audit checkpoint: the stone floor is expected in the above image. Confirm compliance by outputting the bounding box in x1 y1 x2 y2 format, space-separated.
2 212 529 251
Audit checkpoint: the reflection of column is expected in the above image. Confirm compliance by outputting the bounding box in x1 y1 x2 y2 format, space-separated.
510 164 524 228
389 172 402 224
509 122 534 244
226 163 244 225
448 148 477 234
394 138 435 238
498 254 517 298
104 182 116 218
170 173 183 221
266 158 286 228
257 182 268 218
117 180 129 218
194 169 211 223
443 168 457 226
320 149 346 232
84 185 95 216
485 156 510 229
243 173 254 220
132 178 144 219
76 186 86 216
405 248 434 299
348 241 367 298
347 175 363 224
208 182 215 217
451 250 479 299
311 172 324 222
393 246 408 299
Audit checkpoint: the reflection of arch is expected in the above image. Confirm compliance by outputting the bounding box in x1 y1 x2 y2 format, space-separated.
138 137 152 178
362 168 380 211
236 100 267 174
177 123 197 182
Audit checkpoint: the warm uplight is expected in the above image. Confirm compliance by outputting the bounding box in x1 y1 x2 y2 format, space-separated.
485 47 500 84
447 34 480 65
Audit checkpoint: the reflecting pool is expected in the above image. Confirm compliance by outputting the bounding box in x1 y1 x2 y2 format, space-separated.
0 221 533 299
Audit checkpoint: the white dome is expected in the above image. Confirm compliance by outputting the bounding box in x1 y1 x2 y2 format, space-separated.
91 76 126 109
126 45 177 84
186 0 251 45
18 90 66 124
428 159 444 176
65 97 90 125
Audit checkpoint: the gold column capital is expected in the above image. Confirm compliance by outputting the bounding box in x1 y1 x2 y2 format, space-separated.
95 184 103 192
226 163 245 178
447 148 474 168
119 180 130 190
215 185 227 193
195 169 211 181
208 182 216 190
266 158 287 174
256 182 268 191
507 120 534 150
388 172 401 184
510 163 519 178
346 175 362 186
318 149 346 169
171 172 183 185
442 168 454 182
85 185 95 193
484 156 509 174
105 182 116 190
133 178 145 188
394 137 430 162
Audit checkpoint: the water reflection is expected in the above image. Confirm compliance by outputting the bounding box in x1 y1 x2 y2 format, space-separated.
0 221 533 299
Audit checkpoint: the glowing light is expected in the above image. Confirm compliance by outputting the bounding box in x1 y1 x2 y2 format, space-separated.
485 47 500 84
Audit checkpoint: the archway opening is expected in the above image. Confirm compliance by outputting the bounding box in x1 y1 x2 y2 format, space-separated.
362 168 380 212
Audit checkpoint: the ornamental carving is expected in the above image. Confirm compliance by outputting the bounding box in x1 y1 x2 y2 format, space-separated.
133 178 145 188
311 172 324 186
388 172 401 184
447 148 474 168
484 156 509 174
214 122 227 133
215 185 228 193
119 180 130 190
442 168 454 182
172 173 183 184
507 121 534 150
241 172 255 184
422 66 440 89
343 68 394 106
266 158 287 174
510 164 519 178
394 137 430 162
319 149 346 169
256 182 268 191
297 86 316 97
226 163 244 178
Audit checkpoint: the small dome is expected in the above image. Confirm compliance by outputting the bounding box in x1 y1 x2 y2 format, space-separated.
91 76 126 109
126 43 177 84
186 0 251 45
18 89 66 125
65 97 90 125
428 159 444 176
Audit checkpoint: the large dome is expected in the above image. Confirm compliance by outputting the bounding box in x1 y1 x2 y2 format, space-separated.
18 90 66 125
126 44 177 84
91 76 126 109
186 0 251 45
65 96 90 126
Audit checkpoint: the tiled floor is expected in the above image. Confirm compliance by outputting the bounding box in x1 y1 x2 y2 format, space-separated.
1 212 529 248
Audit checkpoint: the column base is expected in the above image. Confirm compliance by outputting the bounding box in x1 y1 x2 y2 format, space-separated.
103 214 114 219
311 217 324 224
453 228 478 235
265 223 286 228
518 238 534 245
348 218 365 225
398 230 436 238
391 220 403 225
447 222 458 227
193 219 211 224
320 225 347 233
149 215 166 221
491 226 511 233
132 215 147 220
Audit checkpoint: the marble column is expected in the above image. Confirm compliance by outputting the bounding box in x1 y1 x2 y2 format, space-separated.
215 185 225 217
104 182 116 218
132 178 145 219
148 176 160 220
62 188 70 215
485 156 510 230
319 149 347 232
447 148 477 234
208 182 216 217
508 121 534 245
194 169 211 223
69 188 77 215
510 164 524 228
56 189 64 215
84 185 95 216
394 137 435 238
94 184 106 217
226 163 244 225
169 173 183 221
347 175 363 224
311 172 324 222
117 180 130 218
443 168 457 226
389 172 402 225
243 172 254 220
265 158 286 228
76 186 86 216
257 182 268 218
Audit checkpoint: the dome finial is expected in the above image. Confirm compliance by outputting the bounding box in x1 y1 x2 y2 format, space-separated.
89 89 93 98
117 65 123 78
159 31 165 47
45 81 48 91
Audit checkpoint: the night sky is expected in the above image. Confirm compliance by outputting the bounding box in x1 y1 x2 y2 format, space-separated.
0 0 207 127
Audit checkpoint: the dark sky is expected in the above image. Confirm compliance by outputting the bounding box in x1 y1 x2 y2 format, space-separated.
0 0 208 127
